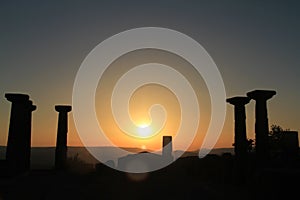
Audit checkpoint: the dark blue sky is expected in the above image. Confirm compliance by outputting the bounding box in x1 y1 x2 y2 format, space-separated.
0 0 299 146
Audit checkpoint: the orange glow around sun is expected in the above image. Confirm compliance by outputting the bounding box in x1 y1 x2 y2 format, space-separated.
91 49 213 152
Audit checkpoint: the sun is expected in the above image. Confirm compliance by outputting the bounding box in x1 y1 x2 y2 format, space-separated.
137 123 152 138
139 123 149 128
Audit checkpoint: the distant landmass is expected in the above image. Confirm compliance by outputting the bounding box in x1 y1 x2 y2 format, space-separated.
0 146 234 169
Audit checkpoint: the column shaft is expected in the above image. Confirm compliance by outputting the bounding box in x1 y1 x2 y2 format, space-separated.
234 105 248 158
55 105 72 170
162 136 173 162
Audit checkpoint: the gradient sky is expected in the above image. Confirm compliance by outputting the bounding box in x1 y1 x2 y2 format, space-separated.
0 0 299 150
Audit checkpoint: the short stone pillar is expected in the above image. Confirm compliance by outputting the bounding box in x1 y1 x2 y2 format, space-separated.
247 90 276 162
55 105 72 170
5 93 36 174
162 136 173 162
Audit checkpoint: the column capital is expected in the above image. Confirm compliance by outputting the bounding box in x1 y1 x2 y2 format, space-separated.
55 105 72 113
27 101 37 112
5 93 29 103
226 96 250 106
247 90 276 101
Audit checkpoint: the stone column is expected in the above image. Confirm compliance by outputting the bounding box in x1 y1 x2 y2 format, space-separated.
247 90 276 162
226 96 250 159
162 136 173 162
227 96 250 184
5 93 36 174
55 105 72 170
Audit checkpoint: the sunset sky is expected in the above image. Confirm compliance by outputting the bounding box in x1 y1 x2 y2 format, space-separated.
0 1 299 151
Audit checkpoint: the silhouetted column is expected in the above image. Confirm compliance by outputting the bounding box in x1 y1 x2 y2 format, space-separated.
55 105 72 170
227 96 250 184
226 96 250 159
5 93 36 174
247 90 276 162
162 136 173 162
